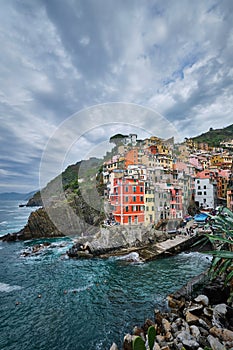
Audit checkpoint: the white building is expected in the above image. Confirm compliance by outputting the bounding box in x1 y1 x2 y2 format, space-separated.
195 175 217 209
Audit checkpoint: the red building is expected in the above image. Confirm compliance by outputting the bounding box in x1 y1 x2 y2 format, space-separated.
110 178 145 225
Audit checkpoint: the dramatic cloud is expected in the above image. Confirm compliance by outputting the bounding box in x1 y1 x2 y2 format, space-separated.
0 0 232 191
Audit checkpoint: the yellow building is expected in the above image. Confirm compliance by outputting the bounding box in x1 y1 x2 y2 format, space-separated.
157 144 169 155
156 154 173 170
144 186 155 225
210 153 223 166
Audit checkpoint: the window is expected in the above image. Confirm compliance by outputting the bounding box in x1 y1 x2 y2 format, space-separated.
125 196 128 202
125 206 128 212
198 186 201 190
204 191 207 195
140 196 143 202
140 186 143 192
140 205 144 211
203 185 206 189
197 191 202 195
146 206 149 211
197 180 200 184
133 205 136 212
152 206 154 211
133 196 136 202
125 186 128 192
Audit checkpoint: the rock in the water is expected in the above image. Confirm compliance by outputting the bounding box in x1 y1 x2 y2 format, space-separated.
109 343 119 350
123 334 135 350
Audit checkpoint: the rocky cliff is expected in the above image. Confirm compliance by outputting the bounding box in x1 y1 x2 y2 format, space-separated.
1 157 105 241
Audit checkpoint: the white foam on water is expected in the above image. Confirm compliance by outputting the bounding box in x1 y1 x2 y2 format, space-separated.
115 252 141 262
0 282 22 293
68 283 94 293
0 221 8 225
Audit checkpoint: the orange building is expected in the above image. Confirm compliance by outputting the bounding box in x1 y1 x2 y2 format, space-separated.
110 178 145 225
124 148 139 168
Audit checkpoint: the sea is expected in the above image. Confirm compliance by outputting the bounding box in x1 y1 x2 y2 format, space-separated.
0 200 211 350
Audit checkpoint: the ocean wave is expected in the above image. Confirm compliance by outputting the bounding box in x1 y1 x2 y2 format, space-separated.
67 284 94 293
115 252 142 262
0 282 22 293
0 221 8 225
179 251 212 261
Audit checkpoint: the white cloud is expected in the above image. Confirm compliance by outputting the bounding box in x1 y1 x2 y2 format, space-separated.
0 0 232 191
79 36 90 46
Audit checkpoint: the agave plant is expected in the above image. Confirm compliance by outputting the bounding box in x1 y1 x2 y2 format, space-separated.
205 206 233 296
132 326 156 350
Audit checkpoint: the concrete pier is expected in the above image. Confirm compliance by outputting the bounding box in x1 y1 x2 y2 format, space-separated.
98 234 203 261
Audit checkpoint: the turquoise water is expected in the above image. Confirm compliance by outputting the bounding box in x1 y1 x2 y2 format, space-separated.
0 201 211 350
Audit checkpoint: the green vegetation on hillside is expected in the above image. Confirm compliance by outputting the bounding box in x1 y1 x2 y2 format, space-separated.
190 124 233 147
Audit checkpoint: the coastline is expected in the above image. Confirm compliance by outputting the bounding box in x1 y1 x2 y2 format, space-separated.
111 272 233 350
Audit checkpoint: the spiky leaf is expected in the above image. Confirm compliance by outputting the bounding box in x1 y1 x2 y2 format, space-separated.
147 326 156 350
132 336 146 350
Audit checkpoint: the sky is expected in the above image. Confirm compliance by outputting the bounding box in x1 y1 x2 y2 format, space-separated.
0 0 233 192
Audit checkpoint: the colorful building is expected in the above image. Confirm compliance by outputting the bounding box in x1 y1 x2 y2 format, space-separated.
195 171 217 210
144 185 155 225
110 178 145 225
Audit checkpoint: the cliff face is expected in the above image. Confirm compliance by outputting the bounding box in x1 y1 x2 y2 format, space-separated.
1 158 105 241
1 208 63 241
18 208 64 240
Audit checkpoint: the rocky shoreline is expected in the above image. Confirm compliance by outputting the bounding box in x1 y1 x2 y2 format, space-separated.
110 275 233 350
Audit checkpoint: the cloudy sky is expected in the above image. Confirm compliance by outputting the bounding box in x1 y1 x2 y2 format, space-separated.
0 0 232 192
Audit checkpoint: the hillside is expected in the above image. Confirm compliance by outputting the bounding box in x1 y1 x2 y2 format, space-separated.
190 123 233 147
2 157 105 241
0 191 37 201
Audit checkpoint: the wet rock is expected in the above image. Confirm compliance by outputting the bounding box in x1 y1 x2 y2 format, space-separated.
210 326 233 342
156 335 166 345
190 325 201 342
212 303 228 328
123 334 134 350
194 294 209 306
144 318 155 331
133 326 144 338
198 336 211 349
185 311 200 325
177 330 199 349
207 334 225 350
153 342 161 350
155 309 163 326
198 326 209 337
203 307 213 318
162 318 171 333
171 322 179 334
109 343 119 350
186 303 203 315
181 339 199 349
198 318 210 330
